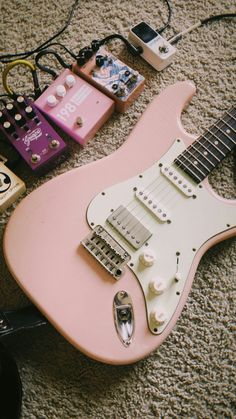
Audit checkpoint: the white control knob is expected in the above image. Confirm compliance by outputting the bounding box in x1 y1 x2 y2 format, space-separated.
150 309 166 325
56 84 66 97
46 95 58 107
149 278 166 295
65 74 76 88
139 249 156 267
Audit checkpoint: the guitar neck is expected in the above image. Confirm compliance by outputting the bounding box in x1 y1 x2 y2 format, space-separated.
174 107 236 183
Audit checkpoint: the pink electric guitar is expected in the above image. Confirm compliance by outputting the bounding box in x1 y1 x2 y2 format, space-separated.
3 81 236 365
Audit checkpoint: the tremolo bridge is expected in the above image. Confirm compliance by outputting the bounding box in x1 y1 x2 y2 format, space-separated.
81 225 131 279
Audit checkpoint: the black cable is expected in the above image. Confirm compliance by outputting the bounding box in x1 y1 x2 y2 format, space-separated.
201 13 236 26
0 0 79 64
35 50 71 79
99 34 143 56
157 0 172 34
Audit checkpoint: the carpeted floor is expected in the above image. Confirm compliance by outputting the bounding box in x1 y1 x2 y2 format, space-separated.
0 0 236 418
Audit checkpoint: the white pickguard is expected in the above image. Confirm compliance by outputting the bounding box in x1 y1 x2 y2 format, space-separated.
87 139 235 334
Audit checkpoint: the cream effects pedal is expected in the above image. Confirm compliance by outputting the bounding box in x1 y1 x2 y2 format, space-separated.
0 156 26 213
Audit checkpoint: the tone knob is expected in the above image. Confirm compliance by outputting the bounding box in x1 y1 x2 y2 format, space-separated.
150 309 166 325
56 84 66 97
65 74 76 88
46 95 58 107
139 249 156 267
149 278 166 295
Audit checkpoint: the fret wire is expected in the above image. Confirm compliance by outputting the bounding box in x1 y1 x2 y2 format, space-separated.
177 154 206 178
175 146 208 177
207 128 231 151
186 149 211 173
175 107 236 184
216 125 236 146
190 143 215 167
202 134 225 156
175 158 202 182
226 110 236 121
196 141 220 162
178 143 212 171
223 119 236 134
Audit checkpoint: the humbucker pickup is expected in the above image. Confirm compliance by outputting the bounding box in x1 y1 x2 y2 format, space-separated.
107 205 152 249
81 225 131 279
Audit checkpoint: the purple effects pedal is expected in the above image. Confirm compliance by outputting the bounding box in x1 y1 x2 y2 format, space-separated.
0 97 67 174
35 69 115 146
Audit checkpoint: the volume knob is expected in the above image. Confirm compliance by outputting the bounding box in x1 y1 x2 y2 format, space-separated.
139 249 156 267
149 278 166 295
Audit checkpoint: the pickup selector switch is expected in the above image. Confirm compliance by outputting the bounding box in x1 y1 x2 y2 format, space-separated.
149 278 166 295
139 249 156 267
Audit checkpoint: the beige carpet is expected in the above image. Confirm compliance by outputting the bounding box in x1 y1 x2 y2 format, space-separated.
0 0 236 417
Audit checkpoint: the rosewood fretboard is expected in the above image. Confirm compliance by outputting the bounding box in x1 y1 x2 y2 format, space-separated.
174 107 236 183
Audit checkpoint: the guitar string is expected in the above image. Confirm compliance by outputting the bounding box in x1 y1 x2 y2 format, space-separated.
110 109 236 239
176 109 236 180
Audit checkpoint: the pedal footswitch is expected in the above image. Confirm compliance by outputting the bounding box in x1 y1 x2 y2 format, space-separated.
73 47 145 113
35 69 115 146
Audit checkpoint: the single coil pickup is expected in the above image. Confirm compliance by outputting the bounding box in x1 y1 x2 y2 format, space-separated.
135 189 169 222
81 225 130 279
107 205 152 250
161 164 195 197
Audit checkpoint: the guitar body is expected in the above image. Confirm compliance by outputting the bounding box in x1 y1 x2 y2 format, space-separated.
3 81 236 365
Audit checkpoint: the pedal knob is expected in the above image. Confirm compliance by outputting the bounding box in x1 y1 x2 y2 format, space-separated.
6 103 17 116
16 96 26 108
65 74 76 88
56 84 66 98
150 309 166 325
46 95 58 107
96 55 106 67
139 249 156 267
14 114 26 127
3 121 15 135
149 278 166 295
25 106 36 119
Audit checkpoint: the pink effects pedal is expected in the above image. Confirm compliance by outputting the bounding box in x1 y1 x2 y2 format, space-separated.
72 47 145 113
35 69 115 146
0 97 67 175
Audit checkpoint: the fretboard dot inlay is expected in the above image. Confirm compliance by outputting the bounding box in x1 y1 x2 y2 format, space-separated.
204 151 208 155
194 160 198 165
226 129 231 134
214 140 219 145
